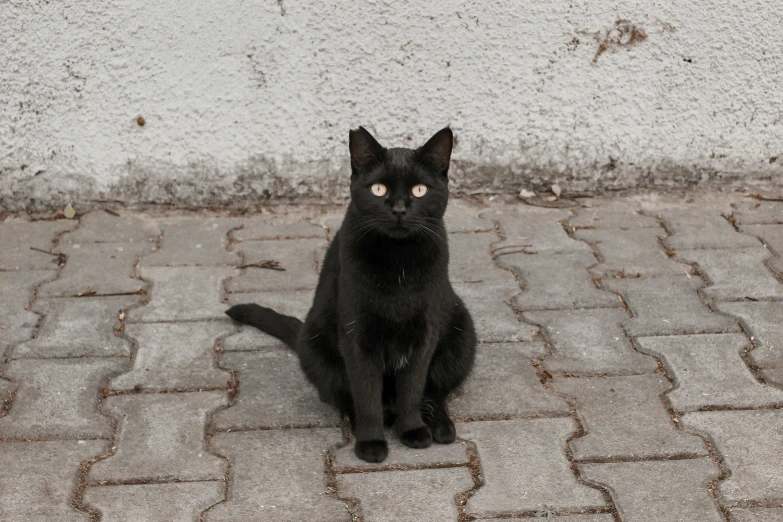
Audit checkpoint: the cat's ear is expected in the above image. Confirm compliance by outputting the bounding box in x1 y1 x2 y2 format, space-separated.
416 127 453 176
349 126 386 175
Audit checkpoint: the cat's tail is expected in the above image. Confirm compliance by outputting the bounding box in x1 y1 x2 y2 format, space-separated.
225 304 302 350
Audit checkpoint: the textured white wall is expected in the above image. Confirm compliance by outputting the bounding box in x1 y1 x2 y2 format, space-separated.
1 0 782 210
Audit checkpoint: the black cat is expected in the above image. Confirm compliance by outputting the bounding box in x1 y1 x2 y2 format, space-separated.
226 126 477 463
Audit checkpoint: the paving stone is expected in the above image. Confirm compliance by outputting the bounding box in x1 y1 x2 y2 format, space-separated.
741 224 783 275
714 301 783 369
500 252 621 310
603 275 740 336
0 358 125 439
335 435 468 469
0 440 107 521
453 282 538 342
39 242 149 297
579 458 723 522
144 217 242 266
570 202 660 229
213 351 338 430
84 482 224 522
761 367 783 387
0 327 34 356
449 342 570 419
636 334 783 411
444 199 493 232
485 207 592 255
575 227 685 277
448 232 514 283
486 517 614 522
0 271 52 329
525 308 657 374
129 266 238 322
224 289 315 351
14 296 136 358
0 219 75 270
729 507 783 521
89 391 227 482
659 208 759 250
339 467 473 522
232 215 327 241
681 410 783 504
227 238 325 292
676 247 783 300
111 322 232 391
458 418 604 515
206 428 347 522
63 211 160 243
733 201 783 225
553 375 706 459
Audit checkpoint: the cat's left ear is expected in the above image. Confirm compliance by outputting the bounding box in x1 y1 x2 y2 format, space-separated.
416 127 453 176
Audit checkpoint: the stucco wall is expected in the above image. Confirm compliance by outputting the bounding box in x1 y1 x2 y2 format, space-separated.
2 0 782 210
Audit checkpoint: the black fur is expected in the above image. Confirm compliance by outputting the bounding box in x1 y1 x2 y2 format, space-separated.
226 126 477 463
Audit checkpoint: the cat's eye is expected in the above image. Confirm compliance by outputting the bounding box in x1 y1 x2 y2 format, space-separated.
412 184 428 198
371 184 387 197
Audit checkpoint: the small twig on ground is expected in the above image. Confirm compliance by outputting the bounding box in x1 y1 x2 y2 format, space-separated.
237 260 285 271
72 289 97 297
104 209 120 216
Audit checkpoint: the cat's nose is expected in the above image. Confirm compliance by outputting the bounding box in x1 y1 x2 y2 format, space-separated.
391 200 407 219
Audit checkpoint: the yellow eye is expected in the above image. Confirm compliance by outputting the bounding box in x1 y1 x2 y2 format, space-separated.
412 184 428 197
371 183 387 197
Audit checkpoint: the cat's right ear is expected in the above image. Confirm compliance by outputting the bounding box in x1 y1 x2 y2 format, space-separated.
349 126 385 175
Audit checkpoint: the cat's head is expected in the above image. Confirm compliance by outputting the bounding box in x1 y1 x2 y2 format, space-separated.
347 126 453 239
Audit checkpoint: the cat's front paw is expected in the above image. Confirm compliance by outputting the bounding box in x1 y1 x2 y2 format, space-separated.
400 426 433 449
355 440 389 463
432 418 456 444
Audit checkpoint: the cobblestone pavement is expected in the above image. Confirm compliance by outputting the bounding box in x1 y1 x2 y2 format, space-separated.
2 191 783 521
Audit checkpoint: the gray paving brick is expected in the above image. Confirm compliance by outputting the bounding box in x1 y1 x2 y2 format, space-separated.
569 202 660 229
227 238 325 292
448 232 515 283
450 342 570 419
524 308 658 374
223 289 314 351
144 217 242 266
458 418 604 515
338 467 473 522
335 435 468 470
762 367 783 387
714 301 783 369
39 242 149 297
84 482 224 522
89 391 227 482
637 334 783 411
733 201 783 225
575 227 685 277
487 517 614 522
63 211 159 243
453 282 538 342
579 458 723 522
658 208 759 250
0 271 52 329
741 224 783 275
553 375 706 460
129 266 238 322
677 247 782 300
500 252 621 310
213 351 338 430
603 276 740 336
485 206 591 255
682 410 783 504
729 508 783 522
206 428 347 522
0 219 75 271
111 322 232 391
14 296 136 358
0 440 106 521
444 199 493 232
0 358 125 439
232 215 327 241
